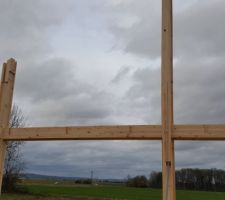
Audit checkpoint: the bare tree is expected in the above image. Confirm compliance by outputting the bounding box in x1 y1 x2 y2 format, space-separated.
3 105 26 192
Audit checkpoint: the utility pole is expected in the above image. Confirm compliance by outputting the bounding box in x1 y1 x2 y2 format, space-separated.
91 170 93 184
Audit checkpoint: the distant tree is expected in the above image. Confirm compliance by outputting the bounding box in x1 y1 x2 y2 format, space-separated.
2 105 26 192
150 168 225 192
126 175 148 188
149 171 162 188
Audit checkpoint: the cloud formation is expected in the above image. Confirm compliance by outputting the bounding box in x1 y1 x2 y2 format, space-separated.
1 0 225 178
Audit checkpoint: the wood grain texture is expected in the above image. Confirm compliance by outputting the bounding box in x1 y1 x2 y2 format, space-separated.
161 0 176 199
173 125 225 140
1 125 162 141
0 59 17 194
1 125 225 141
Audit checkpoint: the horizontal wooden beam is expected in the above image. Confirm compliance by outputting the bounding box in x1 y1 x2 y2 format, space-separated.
1 124 225 141
173 125 225 140
0 125 162 141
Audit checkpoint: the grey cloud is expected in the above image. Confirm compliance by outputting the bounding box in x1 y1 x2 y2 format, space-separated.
174 57 225 124
0 0 75 62
14 57 114 126
16 58 77 102
117 66 161 124
30 90 114 126
108 0 161 59
111 66 131 83
62 91 113 124
121 56 225 125
175 142 204 152
22 141 161 178
174 0 225 59
1 0 120 127
108 0 225 60
175 141 225 169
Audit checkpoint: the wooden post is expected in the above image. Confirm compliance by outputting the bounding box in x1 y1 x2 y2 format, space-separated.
161 0 176 200
0 58 17 194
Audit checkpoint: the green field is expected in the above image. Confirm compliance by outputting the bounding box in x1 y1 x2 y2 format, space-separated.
2 183 225 200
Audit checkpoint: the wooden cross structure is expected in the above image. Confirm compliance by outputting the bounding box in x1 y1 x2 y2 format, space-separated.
0 0 225 199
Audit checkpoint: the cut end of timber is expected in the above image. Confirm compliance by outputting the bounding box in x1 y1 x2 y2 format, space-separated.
6 58 17 73
7 58 17 63
1 58 17 83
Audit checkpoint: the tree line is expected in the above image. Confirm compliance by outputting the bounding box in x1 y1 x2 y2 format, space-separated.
127 168 225 192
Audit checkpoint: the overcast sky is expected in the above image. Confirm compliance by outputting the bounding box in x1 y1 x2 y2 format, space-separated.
1 0 225 179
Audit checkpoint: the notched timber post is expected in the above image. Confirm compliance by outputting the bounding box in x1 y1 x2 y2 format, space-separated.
0 58 17 194
161 0 176 200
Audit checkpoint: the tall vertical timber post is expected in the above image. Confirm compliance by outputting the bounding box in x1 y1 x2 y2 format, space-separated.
161 0 176 200
0 58 17 194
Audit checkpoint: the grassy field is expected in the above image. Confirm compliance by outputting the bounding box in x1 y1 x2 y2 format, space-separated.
2 182 225 200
